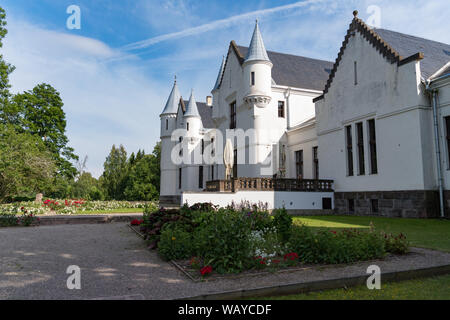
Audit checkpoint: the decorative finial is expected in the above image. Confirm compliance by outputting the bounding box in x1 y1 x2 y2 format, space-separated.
353 10 358 17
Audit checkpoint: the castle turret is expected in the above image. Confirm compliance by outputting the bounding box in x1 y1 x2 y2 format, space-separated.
159 78 181 205
183 89 203 137
243 21 273 109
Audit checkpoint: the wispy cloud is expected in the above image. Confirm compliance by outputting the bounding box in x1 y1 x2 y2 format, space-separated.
121 0 327 51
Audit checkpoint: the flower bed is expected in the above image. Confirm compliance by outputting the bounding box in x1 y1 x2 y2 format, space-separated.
138 202 410 279
0 200 157 215
0 207 40 227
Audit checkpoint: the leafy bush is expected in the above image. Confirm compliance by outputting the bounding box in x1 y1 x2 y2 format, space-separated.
0 206 40 227
272 208 292 243
384 232 409 254
288 225 386 264
141 207 195 249
158 225 193 260
192 209 253 274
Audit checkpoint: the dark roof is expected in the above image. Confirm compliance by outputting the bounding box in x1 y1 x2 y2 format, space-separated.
182 100 214 128
314 15 450 102
374 28 450 79
237 46 333 91
235 45 333 91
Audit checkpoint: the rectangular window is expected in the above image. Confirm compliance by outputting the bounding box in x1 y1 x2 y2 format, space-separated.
178 168 182 189
356 122 365 175
368 119 378 174
354 61 358 85
230 101 236 129
198 166 203 189
346 125 354 176
348 198 354 213
446 116 450 168
165 119 168 130
371 199 379 214
211 165 214 180
186 122 189 131
313 146 319 179
201 139 204 155
322 198 332 210
233 149 238 178
295 150 303 179
278 101 285 118
251 72 255 86
211 138 215 156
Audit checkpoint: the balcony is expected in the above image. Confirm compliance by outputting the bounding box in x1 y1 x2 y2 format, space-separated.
206 178 334 193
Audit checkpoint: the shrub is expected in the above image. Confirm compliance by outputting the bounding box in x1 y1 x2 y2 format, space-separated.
288 225 386 264
384 232 409 254
158 225 193 260
192 209 253 274
272 208 292 243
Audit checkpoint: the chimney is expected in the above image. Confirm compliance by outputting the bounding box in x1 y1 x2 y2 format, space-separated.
206 96 212 107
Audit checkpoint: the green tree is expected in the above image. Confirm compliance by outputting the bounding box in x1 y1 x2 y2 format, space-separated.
0 125 56 202
13 83 78 178
72 171 103 200
0 7 16 121
122 143 161 201
102 144 128 200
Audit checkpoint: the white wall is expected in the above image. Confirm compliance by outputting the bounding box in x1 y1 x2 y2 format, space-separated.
181 190 334 210
315 30 432 192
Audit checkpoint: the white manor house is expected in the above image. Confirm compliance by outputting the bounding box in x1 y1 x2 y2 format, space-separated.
159 12 450 218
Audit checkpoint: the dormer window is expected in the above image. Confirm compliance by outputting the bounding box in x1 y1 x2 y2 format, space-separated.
251 72 255 86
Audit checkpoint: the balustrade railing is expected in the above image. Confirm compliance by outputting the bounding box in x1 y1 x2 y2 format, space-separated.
205 178 333 192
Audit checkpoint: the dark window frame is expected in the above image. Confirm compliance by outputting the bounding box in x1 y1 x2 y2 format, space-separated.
278 101 285 118
356 122 365 175
233 149 238 178
230 101 236 129
295 150 303 179
346 125 354 176
313 146 319 179
368 119 378 174
251 72 255 86
198 166 203 189
446 116 450 169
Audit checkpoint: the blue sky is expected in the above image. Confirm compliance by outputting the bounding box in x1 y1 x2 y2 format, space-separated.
1 0 449 177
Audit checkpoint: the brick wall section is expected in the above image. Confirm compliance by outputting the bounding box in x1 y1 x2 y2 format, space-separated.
334 190 446 218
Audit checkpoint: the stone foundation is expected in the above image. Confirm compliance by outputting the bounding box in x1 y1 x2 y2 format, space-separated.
159 195 181 208
334 190 447 218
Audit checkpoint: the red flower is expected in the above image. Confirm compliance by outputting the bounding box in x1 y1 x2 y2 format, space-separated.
130 219 142 226
330 230 337 234
200 265 213 276
284 252 299 261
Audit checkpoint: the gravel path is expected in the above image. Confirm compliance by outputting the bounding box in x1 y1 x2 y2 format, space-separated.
1 223 449 300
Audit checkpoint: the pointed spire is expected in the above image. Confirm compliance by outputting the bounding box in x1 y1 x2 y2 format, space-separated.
244 20 270 63
160 76 181 116
184 89 200 118
212 56 226 91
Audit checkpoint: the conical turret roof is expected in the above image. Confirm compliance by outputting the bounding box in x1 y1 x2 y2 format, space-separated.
244 21 270 63
160 78 181 116
184 90 200 118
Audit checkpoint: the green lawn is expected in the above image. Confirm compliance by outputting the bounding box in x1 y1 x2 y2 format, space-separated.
258 215 450 300
255 274 450 300
74 208 144 214
293 215 450 252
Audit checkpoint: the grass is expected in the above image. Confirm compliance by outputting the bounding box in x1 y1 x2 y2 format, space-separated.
256 215 450 300
292 215 450 252
254 274 450 300
73 208 144 214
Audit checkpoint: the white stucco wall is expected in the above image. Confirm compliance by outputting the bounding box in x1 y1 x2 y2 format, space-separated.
181 191 334 210
315 30 433 192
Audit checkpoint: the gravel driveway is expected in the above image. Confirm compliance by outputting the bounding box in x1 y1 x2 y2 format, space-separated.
1 223 450 300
